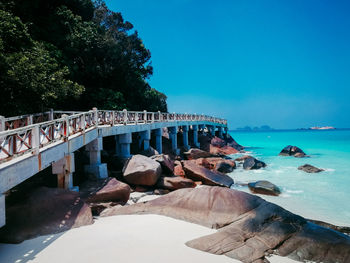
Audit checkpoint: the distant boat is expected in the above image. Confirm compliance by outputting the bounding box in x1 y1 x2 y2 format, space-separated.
310 126 336 130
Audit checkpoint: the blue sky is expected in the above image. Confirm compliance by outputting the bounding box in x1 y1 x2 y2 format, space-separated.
106 0 350 129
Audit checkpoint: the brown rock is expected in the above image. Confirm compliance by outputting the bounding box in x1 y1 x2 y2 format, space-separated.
139 146 159 157
210 145 238 155
174 161 186 177
279 145 306 157
211 136 227 148
0 187 93 243
243 157 267 170
184 148 214 160
150 154 174 174
154 189 171 195
156 176 196 191
182 160 234 187
235 155 253 162
215 160 235 173
103 187 350 263
86 178 131 204
122 155 162 186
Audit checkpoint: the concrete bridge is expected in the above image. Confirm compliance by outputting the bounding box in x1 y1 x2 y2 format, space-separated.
0 108 228 227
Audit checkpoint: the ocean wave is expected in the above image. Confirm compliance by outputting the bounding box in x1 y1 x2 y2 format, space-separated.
285 189 304 194
324 168 335 172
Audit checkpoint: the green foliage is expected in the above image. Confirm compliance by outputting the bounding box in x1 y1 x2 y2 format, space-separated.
0 0 167 117
0 9 84 115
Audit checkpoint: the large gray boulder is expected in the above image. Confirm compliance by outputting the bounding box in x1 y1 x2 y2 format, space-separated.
243 157 266 170
102 186 350 263
279 145 306 157
122 155 162 186
182 160 234 188
150 154 174 174
248 180 281 196
184 148 213 160
298 164 324 173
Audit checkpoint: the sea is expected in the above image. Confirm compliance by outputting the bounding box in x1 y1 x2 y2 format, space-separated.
228 129 350 226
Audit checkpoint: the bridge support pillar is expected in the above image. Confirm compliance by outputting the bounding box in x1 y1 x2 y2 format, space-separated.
154 128 163 154
84 138 108 179
168 126 179 155
224 127 229 138
0 194 5 228
119 133 132 159
218 126 223 139
139 130 151 151
208 125 216 137
192 125 200 148
198 124 205 134
52 154 75 189
182 125 190 151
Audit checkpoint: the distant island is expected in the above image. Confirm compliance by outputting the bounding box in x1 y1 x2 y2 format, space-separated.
236 125 274 131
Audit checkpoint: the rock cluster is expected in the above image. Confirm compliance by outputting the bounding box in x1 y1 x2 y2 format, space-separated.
279 145 307 157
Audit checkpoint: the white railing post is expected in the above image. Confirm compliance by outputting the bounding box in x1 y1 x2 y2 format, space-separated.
158 111 162 122
80 113 86 132
143 110 147 123
92 107 98 127
151 112 154 123
111 111 115 126
27 115 33 126
123 109 128 125
0 116 5 131
49 109 54 121
32 125 40 155
135 112 139 124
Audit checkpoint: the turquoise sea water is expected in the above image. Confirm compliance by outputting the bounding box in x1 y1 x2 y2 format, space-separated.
228 129 350 226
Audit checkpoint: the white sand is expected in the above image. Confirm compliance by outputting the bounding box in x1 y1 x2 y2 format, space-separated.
0 214 298 263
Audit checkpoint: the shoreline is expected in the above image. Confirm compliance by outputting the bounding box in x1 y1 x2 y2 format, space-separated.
0 214 299 263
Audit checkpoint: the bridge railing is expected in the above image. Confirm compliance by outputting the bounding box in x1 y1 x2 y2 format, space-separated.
0 109 226 163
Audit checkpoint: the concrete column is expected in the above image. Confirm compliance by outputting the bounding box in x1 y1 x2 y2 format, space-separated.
52 154 75 189
218 126 224 138
182 125 190 150
168 126 179 155
0 194 5 228
224 127 229 138
139 130 151 151
208 125 216 137
0 115 5 131
115 135 121 156
192 125 200 148
84 137 108 179
154 128 163 154
119 133 132 158
198 124 205 134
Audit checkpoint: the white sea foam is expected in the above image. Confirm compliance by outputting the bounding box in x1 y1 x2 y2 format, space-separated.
324 168 335 172
285 190 304 194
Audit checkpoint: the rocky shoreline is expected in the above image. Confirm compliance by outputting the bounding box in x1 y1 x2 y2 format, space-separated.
0 129 349 263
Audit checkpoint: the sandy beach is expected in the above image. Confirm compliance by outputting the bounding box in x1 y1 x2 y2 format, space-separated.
0 214 298 263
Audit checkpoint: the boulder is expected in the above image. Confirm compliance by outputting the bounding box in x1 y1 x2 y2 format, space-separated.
182 160 234 188
248 180 281 196
215 160 235 173
194 157 235 172
234 155 253 162
150 154 174 174
225 134 244 151
279 145 306 157
156 176 196 191
298 164 324 173
210 145 238 155
0 187 93 243
210 136 227 148
139 146 159 157
86 178 131 204
243 157 267 170
184 148 213 160
173 160 186 176
122 155 162 186
103 186 350 263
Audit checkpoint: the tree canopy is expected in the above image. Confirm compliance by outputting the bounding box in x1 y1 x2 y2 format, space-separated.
0 0 167 117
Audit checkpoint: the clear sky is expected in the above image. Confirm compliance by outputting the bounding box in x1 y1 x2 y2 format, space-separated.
105 0 350 129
